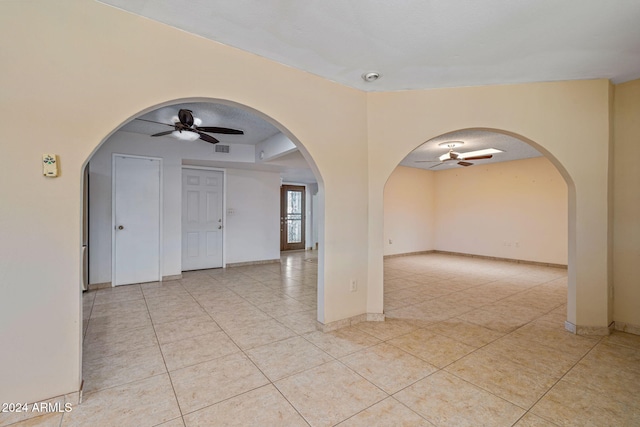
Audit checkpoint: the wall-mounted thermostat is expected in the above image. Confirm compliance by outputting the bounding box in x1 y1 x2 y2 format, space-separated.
42 154 59 177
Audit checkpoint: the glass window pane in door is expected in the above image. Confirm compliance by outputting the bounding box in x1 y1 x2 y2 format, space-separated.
286 190 302 243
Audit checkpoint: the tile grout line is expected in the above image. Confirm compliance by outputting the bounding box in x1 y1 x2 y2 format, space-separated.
515 334 606 425
379 287 576 425
178 263 316 425
232 264 320 425
141 283 187 426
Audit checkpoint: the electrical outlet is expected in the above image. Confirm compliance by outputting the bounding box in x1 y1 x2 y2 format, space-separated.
349 279 357 292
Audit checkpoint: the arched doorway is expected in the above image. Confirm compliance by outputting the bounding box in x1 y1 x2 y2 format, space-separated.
381 128 572 331
80 98 326 387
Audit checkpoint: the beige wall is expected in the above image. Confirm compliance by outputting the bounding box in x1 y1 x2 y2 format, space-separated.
383 166 435 256
383 158 567 264
0 0 368 403
613 79 640 330
434 157 568 264
367 81 612 331
0 0 621 405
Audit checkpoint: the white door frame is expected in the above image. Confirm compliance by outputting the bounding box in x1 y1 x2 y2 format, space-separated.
112 153 163 285
182 166 227 268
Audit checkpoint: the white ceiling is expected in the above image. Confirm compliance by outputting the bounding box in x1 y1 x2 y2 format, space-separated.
103 0 640 180
99 0 640 92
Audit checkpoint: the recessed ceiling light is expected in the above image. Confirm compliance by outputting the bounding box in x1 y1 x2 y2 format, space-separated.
362 72 381 82
438 141 464 149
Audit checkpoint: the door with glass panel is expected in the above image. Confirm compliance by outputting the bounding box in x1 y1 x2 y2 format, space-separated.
280 185 305 251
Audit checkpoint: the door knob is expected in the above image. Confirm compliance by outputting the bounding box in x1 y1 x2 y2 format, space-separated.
118 225 124 230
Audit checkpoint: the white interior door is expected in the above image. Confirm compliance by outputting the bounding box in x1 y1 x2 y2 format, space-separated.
113 155 161 286
182 168 224 271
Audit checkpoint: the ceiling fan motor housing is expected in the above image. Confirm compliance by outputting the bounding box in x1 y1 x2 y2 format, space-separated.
178 109 194 127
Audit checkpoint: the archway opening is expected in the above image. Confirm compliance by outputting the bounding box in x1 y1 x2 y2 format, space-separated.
382 128 574 333
80 98 326 390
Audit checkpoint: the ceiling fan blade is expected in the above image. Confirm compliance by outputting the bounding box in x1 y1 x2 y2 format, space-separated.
429 163 445 169
197 132 219 144
150 130 174 137
460 154 493 161
458 161 473 167
196 126 244 135
135 117 174 128
415 160 440 163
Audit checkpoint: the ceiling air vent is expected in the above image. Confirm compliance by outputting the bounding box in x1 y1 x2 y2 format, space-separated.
215 145 230 153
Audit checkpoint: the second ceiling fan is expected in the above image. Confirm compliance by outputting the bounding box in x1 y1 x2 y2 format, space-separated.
416 141 503 168
416 149 494 168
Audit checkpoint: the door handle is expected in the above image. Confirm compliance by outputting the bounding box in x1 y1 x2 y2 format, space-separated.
117 225 124 230
218 225 222 230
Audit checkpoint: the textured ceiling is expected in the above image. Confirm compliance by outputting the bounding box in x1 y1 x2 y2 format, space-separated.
99 0 640 92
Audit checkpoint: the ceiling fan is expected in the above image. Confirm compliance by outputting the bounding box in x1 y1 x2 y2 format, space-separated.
416 149 496 168
136 109 244 144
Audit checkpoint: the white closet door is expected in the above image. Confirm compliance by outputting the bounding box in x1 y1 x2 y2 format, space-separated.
113 155 161 286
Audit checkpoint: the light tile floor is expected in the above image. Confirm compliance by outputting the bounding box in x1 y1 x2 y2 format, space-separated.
5 252 640 426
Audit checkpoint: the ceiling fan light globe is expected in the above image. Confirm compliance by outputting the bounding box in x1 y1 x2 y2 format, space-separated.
171 130 199 141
